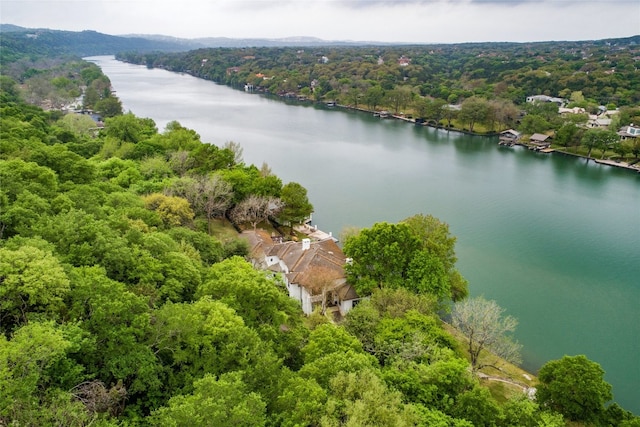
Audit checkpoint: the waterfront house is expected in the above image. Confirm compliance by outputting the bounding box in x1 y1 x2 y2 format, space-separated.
243 230 361 317
499 129 521 145
617 124 640 140
529 133 551 147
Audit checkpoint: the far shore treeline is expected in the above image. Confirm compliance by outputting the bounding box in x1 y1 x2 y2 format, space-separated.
116 37 640 161
1 30 639 425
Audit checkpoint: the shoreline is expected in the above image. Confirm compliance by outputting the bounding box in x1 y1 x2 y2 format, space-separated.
120 57 640 175
355 106 640 173
278 96 640 173
503 141 640 173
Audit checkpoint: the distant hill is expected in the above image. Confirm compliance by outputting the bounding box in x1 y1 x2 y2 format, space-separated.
0 23 29 33
121 34 387 48
0 28 197 61
1 24 637 63
0 24 394 58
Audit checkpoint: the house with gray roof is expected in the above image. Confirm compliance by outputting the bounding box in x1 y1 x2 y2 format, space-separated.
526 95 567 107
499 129 521 145
529 133 551 147
618 124 640 140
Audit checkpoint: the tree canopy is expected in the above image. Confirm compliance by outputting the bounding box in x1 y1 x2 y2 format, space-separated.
536 355 613 423
343 217 467 301
1 52 637 426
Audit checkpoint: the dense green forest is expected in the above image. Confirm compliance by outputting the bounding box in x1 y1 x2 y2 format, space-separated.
1 37 639 426
118 36 640 108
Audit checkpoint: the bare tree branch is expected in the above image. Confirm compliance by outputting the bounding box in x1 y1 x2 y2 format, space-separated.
451 296 521 373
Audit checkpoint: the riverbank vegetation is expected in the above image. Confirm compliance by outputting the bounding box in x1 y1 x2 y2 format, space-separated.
2 61 639 425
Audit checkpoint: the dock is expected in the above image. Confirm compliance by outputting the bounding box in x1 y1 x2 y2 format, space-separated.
594 158 640 172
294 223 337 242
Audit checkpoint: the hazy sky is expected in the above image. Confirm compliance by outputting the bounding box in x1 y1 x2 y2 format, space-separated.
3 0 639 43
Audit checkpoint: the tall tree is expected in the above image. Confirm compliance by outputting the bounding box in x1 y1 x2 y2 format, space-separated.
0 321 89 425
272 375 327 427
279 181 313 229
224 140 244 164
452 386 503 427
0 159 59 204
152 297 263 391
305 266 341 315
302 323 364 365
451 296 521 373
425 98 447 125
519 114 551 135
555 123 579 149
66 266 160 412
580 128 609 161
95 96 123 118
343 222 422 296
364 85 385 111
171 173 234 234
459 97 489 132
403 214 457 272
536 355 613 423
385 87 413 114
321 369 418 426
344 219 461 300
197 256 302 332
442 105 459 128
230 195 283 230
150 372 266 427
0 245 70 330
403 214 468 301
101 113 157 144
142 193 195 227
59 113 100 138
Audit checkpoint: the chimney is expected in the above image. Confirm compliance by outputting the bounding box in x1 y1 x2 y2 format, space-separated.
302 238 311 251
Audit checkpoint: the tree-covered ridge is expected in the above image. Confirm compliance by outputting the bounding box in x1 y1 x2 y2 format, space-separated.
118 36 640 108
2 60 639 426
118 38 640 163
0 28 193 63
0 57 124 118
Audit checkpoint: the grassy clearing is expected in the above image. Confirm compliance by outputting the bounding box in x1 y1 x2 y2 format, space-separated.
208 218 241 241
442 322 538 403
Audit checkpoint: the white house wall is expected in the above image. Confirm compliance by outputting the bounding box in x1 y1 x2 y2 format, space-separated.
339 300 352 315
265 255 290 274
288 283 313 315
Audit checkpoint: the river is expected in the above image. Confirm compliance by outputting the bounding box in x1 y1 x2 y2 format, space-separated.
89 56 640 413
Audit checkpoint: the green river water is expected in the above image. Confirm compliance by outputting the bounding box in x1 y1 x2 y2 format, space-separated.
91 56 640 413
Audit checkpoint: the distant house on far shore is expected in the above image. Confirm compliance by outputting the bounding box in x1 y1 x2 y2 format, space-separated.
499 129 522 145
587 117 612 129
398 55 411 67
529 133 551 147
526 95 567 107
559 106 587 115
618 124 640 140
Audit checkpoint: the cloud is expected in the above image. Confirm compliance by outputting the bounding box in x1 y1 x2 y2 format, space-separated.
1 0 638 42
